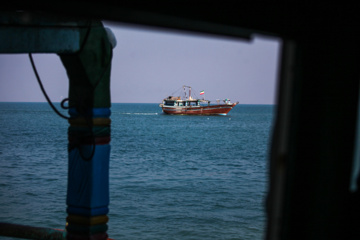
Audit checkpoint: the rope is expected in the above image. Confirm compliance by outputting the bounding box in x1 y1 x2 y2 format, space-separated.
29 53 96 161
170 86 183 96
29 25 113 162
29 53 70 120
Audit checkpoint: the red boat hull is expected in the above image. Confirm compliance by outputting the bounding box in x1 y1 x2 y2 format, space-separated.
161 103 237 115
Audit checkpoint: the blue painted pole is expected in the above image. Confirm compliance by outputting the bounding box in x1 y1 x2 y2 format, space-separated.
59 21 115 240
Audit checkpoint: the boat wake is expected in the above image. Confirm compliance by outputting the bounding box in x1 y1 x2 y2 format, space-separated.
119 112 158 116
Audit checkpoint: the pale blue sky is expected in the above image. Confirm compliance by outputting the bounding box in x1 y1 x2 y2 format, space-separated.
0 22 280 104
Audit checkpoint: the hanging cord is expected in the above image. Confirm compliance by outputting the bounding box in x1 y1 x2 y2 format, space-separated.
191 87 200 100
170 86 183 96
29 53 96 161
29 25 113 162
29 53 70 120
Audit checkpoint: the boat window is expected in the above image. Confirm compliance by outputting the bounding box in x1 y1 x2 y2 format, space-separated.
164 100 175 106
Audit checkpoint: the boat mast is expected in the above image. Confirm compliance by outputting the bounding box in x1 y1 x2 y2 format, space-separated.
183 85 191 100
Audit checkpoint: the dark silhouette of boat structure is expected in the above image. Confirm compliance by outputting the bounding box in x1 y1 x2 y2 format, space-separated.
159 85 238 115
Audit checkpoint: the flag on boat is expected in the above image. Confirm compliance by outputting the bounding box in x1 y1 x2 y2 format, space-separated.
200 90 205 95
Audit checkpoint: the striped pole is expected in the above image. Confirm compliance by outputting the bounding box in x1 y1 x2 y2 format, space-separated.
59 21 114 240
66 108 111 240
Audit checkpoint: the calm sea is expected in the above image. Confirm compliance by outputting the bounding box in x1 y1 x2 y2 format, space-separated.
0 102 274 240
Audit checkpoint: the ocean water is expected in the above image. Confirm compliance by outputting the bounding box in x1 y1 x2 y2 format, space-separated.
0 102 274 240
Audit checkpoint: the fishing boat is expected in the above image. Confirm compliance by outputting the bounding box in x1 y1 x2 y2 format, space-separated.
159 86 238 115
